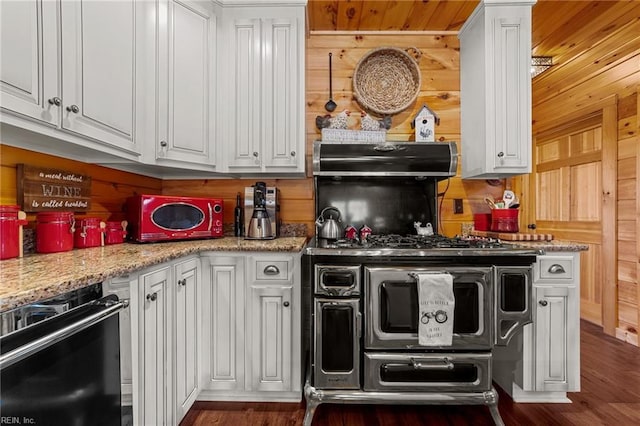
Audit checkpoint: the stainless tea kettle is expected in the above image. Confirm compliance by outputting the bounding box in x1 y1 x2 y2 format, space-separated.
315 206 343 240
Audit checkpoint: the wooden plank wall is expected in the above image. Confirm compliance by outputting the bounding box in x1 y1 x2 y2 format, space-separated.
617 91 639 346
0 144 162 225
523 16 640 344
166 33 504 237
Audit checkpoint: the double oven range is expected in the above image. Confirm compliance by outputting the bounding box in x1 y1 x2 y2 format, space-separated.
302 142 540 426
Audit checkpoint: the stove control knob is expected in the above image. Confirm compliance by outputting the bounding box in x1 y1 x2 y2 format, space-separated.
539 300 548 307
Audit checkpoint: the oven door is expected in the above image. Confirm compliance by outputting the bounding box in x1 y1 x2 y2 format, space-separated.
364 352 492 392
314 264 361 296
495 266 532 345
365 266 492 350
313 298 360 389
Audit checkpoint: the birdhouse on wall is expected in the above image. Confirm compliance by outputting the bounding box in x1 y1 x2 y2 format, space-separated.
411 104 440 142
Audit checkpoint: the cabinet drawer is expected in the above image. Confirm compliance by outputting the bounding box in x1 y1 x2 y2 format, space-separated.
536 256 573 280
255 260 290 281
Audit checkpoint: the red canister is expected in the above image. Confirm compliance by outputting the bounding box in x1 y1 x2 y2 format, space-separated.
490 209 520 233
105 220 127 245
0 205 28 260
36 211 75 253
74 217 104 248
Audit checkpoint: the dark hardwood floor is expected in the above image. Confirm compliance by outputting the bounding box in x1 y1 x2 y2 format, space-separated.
181 321 640 425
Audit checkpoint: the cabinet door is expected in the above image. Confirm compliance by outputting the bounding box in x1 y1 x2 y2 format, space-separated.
202 256 245 390
139 266 172 426
225 17 262 170
261 18 301 171
157 0 216 166
60 0 138 154
173 257 200 422
0 0 59 125
534 284 580 392
248 285 293 392
490 15 531 173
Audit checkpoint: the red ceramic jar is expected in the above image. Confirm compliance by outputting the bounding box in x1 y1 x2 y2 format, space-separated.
0 205 27 260
36 211 75 253
473 213 491 232
74 217 104 249
105 221 127 245
490 209 519 233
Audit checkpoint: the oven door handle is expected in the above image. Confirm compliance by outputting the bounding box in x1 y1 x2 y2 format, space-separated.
409 357 455 370
0 298 128 370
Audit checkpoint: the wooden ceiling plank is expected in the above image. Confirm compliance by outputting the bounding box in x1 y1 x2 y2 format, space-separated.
534 2 638 58
379 0 416 31
450 1 479 31
533 18 640 105
335 0 365 31
531 1 593 51
401 0 441 32
308 0 339 31
533 73 638 132
426 0 467 31
357 0 387 30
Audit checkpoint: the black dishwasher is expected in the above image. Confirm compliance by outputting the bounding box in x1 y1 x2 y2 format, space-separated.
0 284 127 426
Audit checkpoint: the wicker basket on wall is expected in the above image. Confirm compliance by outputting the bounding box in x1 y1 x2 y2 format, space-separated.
353 47 422 116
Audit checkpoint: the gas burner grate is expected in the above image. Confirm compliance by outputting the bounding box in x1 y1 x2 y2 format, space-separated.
318 234 506 250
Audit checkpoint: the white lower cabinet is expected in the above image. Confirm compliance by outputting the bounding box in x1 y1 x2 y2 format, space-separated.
493 252 581 402
173 257 202 421
130 256 201 425
200 252 301 401
120 249 300 425
201 255 246 391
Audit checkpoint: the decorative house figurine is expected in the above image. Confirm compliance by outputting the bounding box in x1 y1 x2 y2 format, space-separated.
411 104 440 142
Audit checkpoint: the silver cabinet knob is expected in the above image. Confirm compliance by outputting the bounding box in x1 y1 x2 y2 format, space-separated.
160 140 167 147
283 301 290 307
290 151 296 157
263 265 280 275
539 300 548 307
497 152 504 158
66 104 79 113
548 264 566 274
253 152 259 157
178 279 187 286
48 97 61 106
146 293 157 302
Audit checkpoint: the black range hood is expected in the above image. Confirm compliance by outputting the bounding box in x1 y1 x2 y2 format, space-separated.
312 141 458 179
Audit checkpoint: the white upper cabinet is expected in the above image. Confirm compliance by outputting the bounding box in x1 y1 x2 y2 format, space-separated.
458 0 536 179
1 0 145 158
0 0 59 126
60 0 138 153
220 5 305 174
155 0 217 168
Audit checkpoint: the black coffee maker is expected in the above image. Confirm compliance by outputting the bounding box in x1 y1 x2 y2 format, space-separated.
246 182 274 240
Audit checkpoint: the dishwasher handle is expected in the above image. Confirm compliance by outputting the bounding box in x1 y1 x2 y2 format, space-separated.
0 296 128 370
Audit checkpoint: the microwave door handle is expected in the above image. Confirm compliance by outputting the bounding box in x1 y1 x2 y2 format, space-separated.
208 203 213 231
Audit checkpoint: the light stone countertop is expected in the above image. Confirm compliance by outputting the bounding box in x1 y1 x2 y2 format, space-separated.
0 237 308 312
506 240 589 252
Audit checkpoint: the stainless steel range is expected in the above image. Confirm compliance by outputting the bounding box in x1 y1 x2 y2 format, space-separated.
302 141 541 426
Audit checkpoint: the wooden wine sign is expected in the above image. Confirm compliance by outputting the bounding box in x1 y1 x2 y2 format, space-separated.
17 164 92 212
